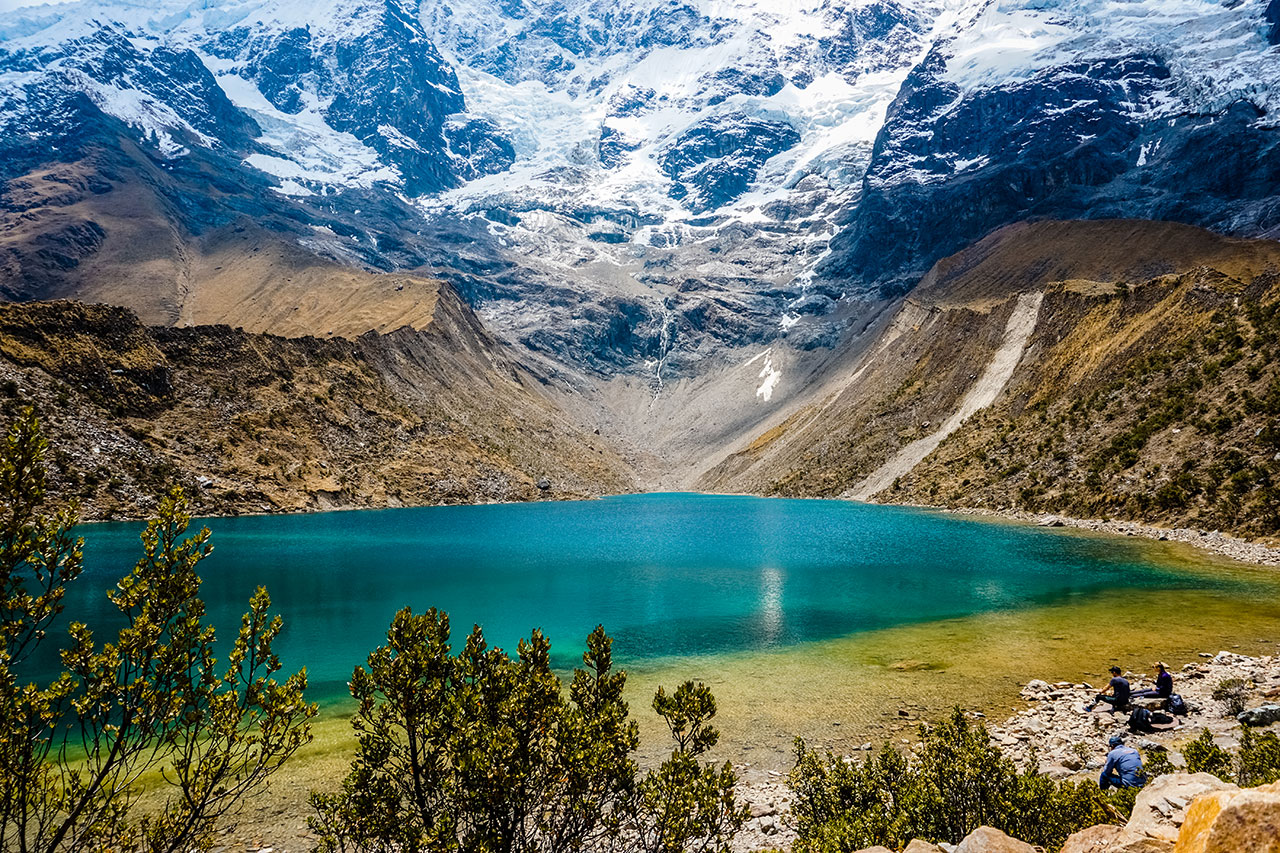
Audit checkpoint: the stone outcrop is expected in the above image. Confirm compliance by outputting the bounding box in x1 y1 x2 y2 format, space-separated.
1174 780 1280 853
1237 704 1280 728
1042 774 1280 853
1125 773 1240 844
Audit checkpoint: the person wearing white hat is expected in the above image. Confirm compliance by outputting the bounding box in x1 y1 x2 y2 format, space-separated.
1132 661 1173 700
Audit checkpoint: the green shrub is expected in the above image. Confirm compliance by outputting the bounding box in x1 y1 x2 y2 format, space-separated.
1141 748 1177 781
788 709 1121 852
1237 728 1280 787
1211 678 1250 717
309 612 746 853
1184 730 1234 781
0 408 314 853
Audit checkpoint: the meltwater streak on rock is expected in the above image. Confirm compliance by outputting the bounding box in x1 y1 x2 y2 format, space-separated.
848 291 1044 501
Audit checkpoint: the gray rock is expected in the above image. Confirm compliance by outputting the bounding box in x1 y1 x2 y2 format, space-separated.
1237 703 1280 727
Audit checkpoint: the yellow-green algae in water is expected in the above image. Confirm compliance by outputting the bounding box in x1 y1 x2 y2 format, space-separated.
281 538 1280 786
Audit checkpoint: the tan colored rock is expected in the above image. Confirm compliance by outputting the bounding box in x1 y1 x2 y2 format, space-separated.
954 826 1037 853
1125 773 1239 843
1174 780 1280 853
1061 824 1124 853
903 841 946 853
851 847 894 853
1109 833 1176 853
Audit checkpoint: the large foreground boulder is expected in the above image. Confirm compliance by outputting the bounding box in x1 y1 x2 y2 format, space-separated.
1125 773 1239 843
1174 780 1280 852
954 826 1036 852
1061 823 1174 852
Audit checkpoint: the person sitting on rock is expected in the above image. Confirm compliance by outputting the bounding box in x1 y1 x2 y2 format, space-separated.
1132 661 1173 700
1089 666 1131 712
1099 734 1145 790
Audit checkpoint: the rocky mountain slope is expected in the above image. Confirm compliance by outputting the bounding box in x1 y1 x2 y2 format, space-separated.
701 220 1280 540
2 1 1280 538
0 287 634 520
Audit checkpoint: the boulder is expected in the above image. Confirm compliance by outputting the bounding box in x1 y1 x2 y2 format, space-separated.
904 841 946 853
1126 773 1239 843
1112 835 1176 852
1237 704 1280 727
1061 824 1124 853
954 826 1036 852
851 847 893 853
1174 780 1280 853
1061 824 1175 852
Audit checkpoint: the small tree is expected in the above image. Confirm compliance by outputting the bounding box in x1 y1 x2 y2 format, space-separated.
310 610 642 853
1236 728 1280 787
622 681 749 853
311 611 746 853
1182 730 1234 782
0 409 314 853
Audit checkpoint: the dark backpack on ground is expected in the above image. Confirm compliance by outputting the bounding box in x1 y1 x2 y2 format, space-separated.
1165 694 1188 716
1128 706 1154 733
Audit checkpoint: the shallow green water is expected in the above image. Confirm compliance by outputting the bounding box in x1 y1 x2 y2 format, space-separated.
54 493 1280 721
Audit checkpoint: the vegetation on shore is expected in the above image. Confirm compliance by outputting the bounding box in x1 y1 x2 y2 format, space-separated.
309 609 747 853
788 709 1128 852
0 409 314 852
789 706 1280 853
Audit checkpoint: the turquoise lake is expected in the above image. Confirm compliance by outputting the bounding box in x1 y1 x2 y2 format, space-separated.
61 493 1280 719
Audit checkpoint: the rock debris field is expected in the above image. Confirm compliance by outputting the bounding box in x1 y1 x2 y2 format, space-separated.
731 648 1280 852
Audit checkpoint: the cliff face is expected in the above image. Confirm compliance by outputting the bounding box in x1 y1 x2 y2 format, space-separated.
699 221 1280 541
0 289 635 521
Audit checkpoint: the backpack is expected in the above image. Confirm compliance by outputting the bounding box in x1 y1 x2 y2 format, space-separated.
1165 694 1188 716
1128 706 1154 733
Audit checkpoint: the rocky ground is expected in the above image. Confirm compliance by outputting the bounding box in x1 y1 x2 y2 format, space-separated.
954 509 1280 568
992 650 1280 779
729 647 1280 853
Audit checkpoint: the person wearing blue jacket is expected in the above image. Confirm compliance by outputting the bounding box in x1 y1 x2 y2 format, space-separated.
1099 735 1146 789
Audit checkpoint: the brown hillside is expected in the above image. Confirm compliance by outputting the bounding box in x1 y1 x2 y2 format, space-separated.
701 220 1280 541
0 135 442 339
0 294 635 520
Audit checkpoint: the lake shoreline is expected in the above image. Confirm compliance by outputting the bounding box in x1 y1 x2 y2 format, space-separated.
80 491 1280 569
884 502 1280 567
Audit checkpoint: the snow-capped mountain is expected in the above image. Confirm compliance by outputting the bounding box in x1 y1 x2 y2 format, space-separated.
1 0 1279 383
823 0 1280 291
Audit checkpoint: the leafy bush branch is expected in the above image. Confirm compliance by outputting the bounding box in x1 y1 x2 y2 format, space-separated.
0 408 315 853
309 609 747 853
